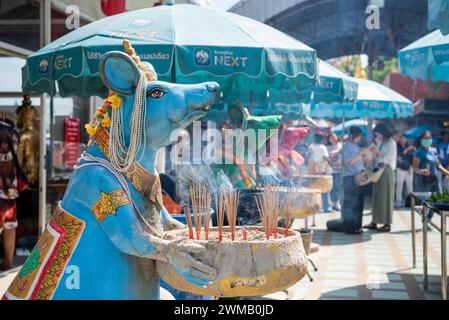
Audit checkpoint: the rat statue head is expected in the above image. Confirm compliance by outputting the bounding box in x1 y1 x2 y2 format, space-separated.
97 50 219 172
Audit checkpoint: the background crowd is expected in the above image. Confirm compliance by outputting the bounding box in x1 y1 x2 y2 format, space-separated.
302 124 449 235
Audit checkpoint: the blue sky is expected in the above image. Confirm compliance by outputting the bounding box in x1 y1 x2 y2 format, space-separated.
0 57 24 92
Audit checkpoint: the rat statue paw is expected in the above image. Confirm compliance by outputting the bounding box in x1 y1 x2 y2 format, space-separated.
162 214 186 231
155 238 217 288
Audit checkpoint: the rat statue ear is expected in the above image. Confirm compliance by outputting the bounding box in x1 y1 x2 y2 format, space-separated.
99 51 141 96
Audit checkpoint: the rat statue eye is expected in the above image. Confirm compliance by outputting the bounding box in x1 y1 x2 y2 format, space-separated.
147 88 166 99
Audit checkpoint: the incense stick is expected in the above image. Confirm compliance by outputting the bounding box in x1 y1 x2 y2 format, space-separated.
215 191 226 241
272 186 279 239
203 186 212 240
189 183 201 240
283 187 294 237
184 203 194 239
256 195 270 240
224 190 239 241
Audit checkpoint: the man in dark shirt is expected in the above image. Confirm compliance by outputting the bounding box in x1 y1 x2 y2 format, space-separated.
395 133 415 207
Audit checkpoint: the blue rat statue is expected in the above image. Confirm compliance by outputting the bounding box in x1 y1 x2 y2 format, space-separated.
3 46 220 300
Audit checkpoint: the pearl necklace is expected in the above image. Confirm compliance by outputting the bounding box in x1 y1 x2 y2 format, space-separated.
109 72 147 173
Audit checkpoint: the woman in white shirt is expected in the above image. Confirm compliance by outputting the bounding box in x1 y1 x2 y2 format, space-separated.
307 133 330 174
363 123 397 233
307 133 332 212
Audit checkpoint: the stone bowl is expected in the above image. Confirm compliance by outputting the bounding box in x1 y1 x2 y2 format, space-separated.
301 175 333 193
278 187 322 219
156 226 308 297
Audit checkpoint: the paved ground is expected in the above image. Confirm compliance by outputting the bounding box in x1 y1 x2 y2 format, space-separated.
258 208 447 300
0 208 447 300
0 255 26 298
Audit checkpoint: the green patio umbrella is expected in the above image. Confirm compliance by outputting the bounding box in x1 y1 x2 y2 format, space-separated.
331 119 368 137
22 4 317 100
398 30 449 82
346 78 413 119
307 78 413 119
231 59 358 122
428 0 449 35
309 60 358 118
312 59 358 103
263 59 357 105
202 86 307 122
240 88 307 122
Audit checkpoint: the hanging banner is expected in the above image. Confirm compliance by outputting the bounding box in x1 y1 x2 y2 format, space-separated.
64 117 80 167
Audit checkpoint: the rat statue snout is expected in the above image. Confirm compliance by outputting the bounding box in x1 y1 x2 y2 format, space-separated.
180 82 219 115
206 81 220 94
204 81 220 110
188 81 220 112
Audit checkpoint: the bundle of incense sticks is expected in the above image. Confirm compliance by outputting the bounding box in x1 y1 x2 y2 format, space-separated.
214 191 226 241
189 182 211 240
203 188 212 240
283 187 295 237
223 190 239 241
256 185 280 240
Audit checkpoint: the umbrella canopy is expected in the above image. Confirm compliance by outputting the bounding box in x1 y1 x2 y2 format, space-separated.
404 124 434 140
204 85 309 122
309 60 359 118
242 59 358 121
205 100 307 123
308 101 354 118
22 4 317 99
352 78 414 119
313 60 358 103
268 59 358 104
258 102 306 121
428 0 449 36
398 30 449 82
331 119 368 137
309 78 413 119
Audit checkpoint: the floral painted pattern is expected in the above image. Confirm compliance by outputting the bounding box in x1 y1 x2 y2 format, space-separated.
92 190 130 223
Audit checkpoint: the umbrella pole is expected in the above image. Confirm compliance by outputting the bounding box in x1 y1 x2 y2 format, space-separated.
162 51 176 176
171 51 176 83
249 90 253 114
38 95 47 235
367 117 373 143
38 0 51 235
